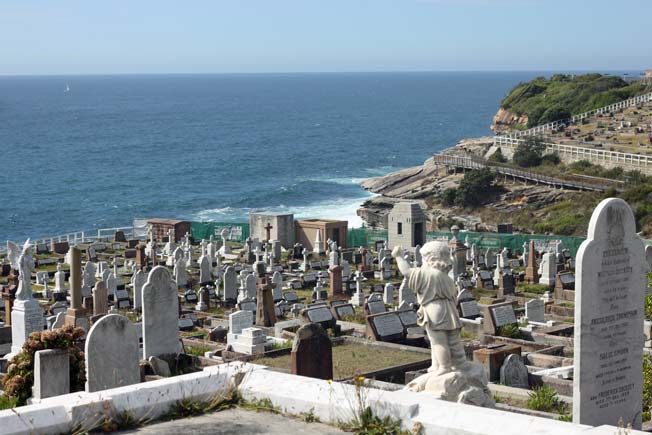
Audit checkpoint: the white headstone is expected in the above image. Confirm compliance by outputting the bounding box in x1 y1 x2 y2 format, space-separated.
131 269 146 310
383 283 394 305
539 253 556 286
573 198 646 429
85 314 140 392
142 266 180 359
229 310 254 335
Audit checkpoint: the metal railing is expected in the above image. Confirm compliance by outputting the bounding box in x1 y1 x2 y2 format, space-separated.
432 153 618 192
1 225 140 255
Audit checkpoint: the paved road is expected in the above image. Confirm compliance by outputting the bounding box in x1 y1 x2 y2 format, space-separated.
116 408 346 434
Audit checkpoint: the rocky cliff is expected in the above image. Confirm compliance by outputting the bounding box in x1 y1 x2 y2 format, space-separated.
356 136 570 232
490 108 528 133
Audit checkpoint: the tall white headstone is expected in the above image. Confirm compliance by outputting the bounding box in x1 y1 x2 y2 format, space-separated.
539 253 556 286
131 269 146 310
573 198 646 429
53 263 67 293
142 266 180 359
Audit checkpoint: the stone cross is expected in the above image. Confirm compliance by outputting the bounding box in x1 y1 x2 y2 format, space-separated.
264 223 273 242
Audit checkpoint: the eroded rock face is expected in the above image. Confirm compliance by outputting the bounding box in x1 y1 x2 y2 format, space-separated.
491 107 529 133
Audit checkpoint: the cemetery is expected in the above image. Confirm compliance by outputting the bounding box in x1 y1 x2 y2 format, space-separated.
0 201 650 435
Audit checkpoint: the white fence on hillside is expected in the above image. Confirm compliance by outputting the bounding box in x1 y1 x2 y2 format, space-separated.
504 91 652 139
493 136 652 173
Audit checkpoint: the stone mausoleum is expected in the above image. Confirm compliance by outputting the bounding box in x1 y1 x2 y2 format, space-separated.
387 202 426 249
249 212 295 248
295 219 348 251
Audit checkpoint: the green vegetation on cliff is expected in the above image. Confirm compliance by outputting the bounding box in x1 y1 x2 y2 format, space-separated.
501 73 651 128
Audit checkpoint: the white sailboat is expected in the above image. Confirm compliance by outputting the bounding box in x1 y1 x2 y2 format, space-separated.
64 83 70 93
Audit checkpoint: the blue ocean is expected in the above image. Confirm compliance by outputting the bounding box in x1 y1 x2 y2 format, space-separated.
0 72 542 242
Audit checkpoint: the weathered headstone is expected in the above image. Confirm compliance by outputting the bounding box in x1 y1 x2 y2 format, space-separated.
573 198 646 429
142 266 180 358
291 323 333 380
92 282 108 316
85 314 140 392
32 349 70 400
383 283 394 305
223 266 237 302
499 354 529 389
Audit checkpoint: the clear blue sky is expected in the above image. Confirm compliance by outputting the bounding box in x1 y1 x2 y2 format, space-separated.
1 0 650 75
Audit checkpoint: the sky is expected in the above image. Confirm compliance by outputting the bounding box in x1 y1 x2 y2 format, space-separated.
1 0 650 75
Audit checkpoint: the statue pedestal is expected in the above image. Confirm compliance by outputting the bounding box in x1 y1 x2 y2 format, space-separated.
405 361 495 408
9 298 44 357
64 308 89 333
349 292 365 307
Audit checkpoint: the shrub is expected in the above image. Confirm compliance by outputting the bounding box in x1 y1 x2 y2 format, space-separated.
440 188 457 206
2 326 86 406
488 147 507 164
541 153 561 165
455 168 497 207
644 355 652 421
513 136 545 168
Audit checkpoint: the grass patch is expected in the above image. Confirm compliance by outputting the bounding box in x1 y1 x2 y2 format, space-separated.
255 342 429 380
185 344 212 357
518 283 550 295
341 312 367 325
526 385 568 415
0 395 17 410
496 324 522 339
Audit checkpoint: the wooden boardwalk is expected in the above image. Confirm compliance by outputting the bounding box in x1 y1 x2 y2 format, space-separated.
432 154 620 192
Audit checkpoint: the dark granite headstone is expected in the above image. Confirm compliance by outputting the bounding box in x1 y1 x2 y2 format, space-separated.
291 323 333 380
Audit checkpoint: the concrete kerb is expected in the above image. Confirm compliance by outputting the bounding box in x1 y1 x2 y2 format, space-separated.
0 362 648 435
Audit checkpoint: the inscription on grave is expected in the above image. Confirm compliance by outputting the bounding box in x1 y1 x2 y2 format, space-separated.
574 198 646 429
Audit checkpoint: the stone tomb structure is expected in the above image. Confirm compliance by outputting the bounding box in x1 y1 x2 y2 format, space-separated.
295 219 348 252
573 198 646 429
249 212 295 248
387 202 426 249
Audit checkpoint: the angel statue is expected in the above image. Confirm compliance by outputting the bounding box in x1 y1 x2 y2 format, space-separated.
7 240 35 301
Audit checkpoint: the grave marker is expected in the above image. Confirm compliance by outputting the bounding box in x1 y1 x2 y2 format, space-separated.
85 314 139 392
574 198 646 429
291 323 333 380
142 266 180 358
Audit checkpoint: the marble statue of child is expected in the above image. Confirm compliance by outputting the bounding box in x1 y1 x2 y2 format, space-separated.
392 241 466 375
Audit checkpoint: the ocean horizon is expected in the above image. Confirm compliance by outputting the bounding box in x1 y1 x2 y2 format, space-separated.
0 70 619 242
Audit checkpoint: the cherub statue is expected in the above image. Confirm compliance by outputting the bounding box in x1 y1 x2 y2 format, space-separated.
392 241 465 376
7 240 35 301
